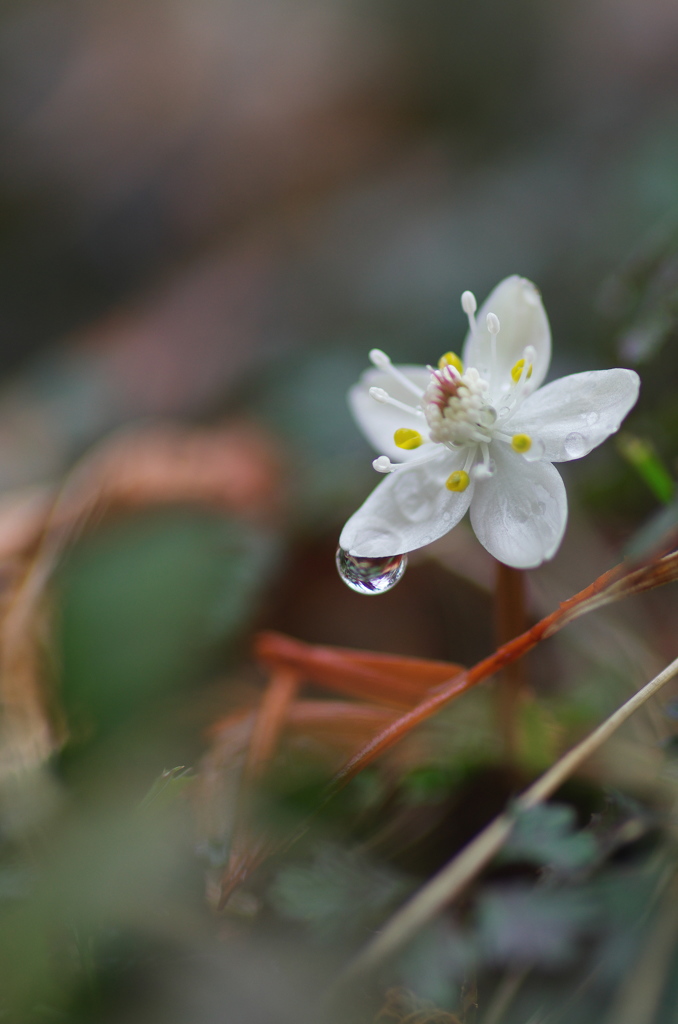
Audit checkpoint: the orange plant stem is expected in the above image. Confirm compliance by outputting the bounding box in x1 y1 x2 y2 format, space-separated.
220 667 299 906
220 551 678 897
495 563 529 765
329 560 627 793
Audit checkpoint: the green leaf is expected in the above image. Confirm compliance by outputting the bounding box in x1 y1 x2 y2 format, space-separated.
501 803 598 872
477 883 599 967
56 509 276 740
617 433 674 504
269 843 411 940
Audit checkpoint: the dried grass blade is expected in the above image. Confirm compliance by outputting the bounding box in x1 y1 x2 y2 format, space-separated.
334 652 678 985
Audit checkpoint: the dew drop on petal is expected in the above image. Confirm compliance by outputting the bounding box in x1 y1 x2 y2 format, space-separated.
523 438 546 462
564 432 588 458
585 411 599 426
478 406 497 428
335 548 408 595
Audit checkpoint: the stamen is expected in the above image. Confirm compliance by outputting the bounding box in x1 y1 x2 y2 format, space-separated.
473 441 495 480
446 470 470 492
369 386 424 417
510 345 536 405
438 351 463 374
369 349 424 398
486 311 500 388
461 290 477 335
511 433 532 453
374 447 446 475
495 345 538 426
394 428 424 450
510 358 533 384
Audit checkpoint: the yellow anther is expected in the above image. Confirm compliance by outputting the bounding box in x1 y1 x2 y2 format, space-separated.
510 358 533 383
438 351 463 374
445 470 470 492
394 428 423 450
511 433 532 453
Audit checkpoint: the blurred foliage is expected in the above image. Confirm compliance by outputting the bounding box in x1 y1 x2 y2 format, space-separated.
270 842 411 942
56 509 276 743
0 0 678 1021
500 804 598 874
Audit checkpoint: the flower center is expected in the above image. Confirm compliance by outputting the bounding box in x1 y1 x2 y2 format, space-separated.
423 365 496 446
365 294 544 485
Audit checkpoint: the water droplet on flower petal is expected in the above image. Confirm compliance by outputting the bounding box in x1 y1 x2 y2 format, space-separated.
335 548 407 595
585 411 599 426
478 406 497 428
523 438 546 462
564 432 588 458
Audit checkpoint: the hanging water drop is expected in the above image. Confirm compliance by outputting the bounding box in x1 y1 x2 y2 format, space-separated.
335 548 407 595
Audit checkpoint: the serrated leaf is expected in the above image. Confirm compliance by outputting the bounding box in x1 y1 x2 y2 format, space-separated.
269 843 411 940
477 883 599 968
501 803 598 872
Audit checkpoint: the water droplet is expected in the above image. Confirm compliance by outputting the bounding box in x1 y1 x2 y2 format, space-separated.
564 432 588 458
478 406 497 428
336 548 407 595
585 411 599 426
523 438 546 462
498 405 513 420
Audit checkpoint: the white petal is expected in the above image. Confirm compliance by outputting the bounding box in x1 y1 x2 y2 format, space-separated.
462 276 551 398
470 444 567 568
508 368 640 462
339 450 473 557
349 366 432 460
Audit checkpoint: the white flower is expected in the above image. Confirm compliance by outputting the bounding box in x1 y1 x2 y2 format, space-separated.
339 276 640 569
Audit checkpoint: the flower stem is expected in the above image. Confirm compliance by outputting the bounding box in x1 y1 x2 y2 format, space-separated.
494 562 528 767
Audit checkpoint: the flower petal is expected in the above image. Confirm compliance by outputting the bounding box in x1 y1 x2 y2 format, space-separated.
508 368 640 462
462 276 551 398
470 444 567 568
349 366 431 460
339 451 473 557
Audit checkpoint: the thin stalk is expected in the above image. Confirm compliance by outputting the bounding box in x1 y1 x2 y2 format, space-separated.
329 550 678 793
494 563 528 767
230 549 678 898
332 651 678 986
481 969 530 1024
219 667 299 907
603 872 678 1024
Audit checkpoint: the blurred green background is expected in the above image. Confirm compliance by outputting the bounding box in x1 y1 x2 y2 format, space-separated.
1 1 678 1021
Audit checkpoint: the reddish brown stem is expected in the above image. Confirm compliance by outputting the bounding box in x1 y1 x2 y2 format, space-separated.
223 548 678 897
219 667 298 907
495 563 529 765
243 667 299 782
329 559 628 792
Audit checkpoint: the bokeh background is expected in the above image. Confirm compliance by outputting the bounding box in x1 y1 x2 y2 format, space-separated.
1 1 678 1021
